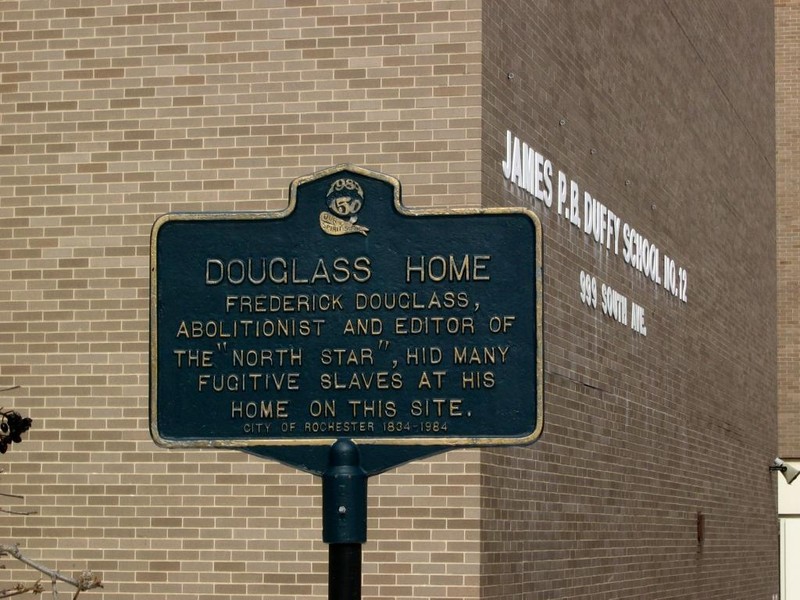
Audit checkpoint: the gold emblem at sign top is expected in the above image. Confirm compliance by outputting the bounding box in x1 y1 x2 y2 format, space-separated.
320 177 370 236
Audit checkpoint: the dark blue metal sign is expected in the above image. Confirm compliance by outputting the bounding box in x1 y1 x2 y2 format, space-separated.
149 164 542 451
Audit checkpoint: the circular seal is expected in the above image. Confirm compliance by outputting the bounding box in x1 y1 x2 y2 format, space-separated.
326 178 364 220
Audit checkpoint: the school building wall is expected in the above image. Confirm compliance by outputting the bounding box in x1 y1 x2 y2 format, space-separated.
778 0 800 459
480 1 776 599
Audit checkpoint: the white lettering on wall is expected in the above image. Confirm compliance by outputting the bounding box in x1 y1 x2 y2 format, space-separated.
503 129 689 306
502 131 554 206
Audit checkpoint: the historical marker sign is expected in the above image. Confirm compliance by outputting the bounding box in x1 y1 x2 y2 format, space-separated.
149 164 543 449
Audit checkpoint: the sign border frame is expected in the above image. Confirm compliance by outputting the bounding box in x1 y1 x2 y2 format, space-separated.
149 163 543 449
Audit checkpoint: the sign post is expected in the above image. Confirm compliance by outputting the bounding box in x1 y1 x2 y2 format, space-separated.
323 439 367 600
149 164 543 599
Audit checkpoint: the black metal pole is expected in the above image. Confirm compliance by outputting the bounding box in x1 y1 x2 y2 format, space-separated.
328 543 361 600
322 439 367 600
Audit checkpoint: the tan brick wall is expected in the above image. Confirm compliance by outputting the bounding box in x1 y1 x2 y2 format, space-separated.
0 1 482 599
777 0 800 457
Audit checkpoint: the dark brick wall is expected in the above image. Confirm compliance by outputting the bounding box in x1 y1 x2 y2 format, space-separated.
777 0 800 457
480 2 777 599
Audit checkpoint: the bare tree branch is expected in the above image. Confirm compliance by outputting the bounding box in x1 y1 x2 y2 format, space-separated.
0 387 99 597
0 493 24 500
0 545 102 595
0 489 36 516
0 581 43 598
0 509 37 517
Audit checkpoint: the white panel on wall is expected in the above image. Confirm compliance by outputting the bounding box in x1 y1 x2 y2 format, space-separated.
781 519 800 599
